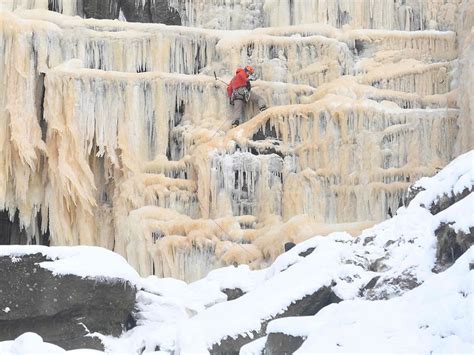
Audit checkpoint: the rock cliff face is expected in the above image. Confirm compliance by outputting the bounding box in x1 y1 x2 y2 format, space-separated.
0 1 472 281
0 253 136 350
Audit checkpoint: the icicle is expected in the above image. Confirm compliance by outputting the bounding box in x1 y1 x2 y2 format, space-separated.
454 1 474 155
0 6 469 281
170 0 266 30
264 0 461 31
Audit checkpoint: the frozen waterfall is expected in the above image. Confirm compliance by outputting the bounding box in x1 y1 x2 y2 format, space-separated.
0 1 472 281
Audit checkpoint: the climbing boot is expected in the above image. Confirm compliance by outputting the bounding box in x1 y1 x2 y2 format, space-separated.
231 120 240 128
259 105 268 112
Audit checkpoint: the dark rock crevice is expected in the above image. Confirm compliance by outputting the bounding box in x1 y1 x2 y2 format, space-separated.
0 210 49 246
0 210 28 245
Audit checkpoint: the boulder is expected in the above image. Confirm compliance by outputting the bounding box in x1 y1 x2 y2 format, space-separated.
0 253 136 350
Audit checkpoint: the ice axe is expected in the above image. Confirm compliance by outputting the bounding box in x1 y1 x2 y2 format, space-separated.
214 71 229 86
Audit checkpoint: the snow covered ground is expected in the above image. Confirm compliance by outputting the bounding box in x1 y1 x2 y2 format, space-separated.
0 150 473 353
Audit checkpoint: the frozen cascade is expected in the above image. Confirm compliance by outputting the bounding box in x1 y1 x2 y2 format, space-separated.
264 0 463 31
170 0 266 30
169 0 462 31
210 152 284 218
0 2 472 281
3 1 463 32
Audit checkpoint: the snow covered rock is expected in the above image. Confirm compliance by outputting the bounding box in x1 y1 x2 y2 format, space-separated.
210 284 341 354
406 150 474 270
0 246 140 350
264 246 474 354
355 150 474 299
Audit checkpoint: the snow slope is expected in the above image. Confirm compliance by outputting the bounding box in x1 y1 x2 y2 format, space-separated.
269 248 474 354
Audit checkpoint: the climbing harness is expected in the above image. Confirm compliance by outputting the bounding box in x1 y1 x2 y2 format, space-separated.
231 87 250 104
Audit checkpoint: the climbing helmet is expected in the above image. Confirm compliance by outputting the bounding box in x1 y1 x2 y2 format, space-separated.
244 65 255 74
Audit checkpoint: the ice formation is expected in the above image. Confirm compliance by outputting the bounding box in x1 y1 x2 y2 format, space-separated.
0 1 472 281
169 0 464 31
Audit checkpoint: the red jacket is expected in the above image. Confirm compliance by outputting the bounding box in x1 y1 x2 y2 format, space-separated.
227 68 249 97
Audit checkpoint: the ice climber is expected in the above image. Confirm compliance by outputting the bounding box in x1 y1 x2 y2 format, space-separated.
227 65 267 127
